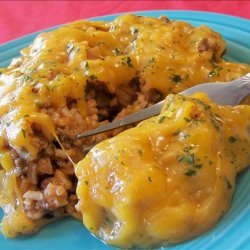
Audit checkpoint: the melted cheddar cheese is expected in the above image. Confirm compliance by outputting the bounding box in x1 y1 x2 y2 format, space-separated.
75 93 250 248
0 14 249 238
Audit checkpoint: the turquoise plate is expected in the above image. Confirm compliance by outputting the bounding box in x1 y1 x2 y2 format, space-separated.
0 10 249 250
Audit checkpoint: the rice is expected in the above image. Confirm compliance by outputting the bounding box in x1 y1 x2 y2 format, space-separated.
23 191 43 201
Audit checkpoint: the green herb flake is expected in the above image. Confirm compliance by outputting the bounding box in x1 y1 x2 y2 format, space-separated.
126 57 133 67
170 74 182 83
183 133 190 139
137 149 143 156
183 146 193 153
88 74 97 80
158 116 166 124
148 57 156 65
208 67 223 78
84 62 89 71
112 48 121 55
184 169 197 176
84 180 89 186
184 117 191 123
66 44 74 52
21 129 26 138
35 101 43 108
173 130 181 136
226 179 232 190
132 28 139 34
178 153 195 165
204 105 211 110
228 136 237 143
208 69 216 78
23 75 32 82
194 164 203 169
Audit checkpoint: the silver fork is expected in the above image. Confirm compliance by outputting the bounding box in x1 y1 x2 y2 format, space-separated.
78 73 250 138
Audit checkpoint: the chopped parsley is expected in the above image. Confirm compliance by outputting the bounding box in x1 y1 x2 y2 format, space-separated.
126 57 133 67
158 116 166 123
178 153 195 165
194 164 203 169
148 176 152 182
228 136 237 143
183 133 190 139
121 56 133 67
170 74 182 83
148 57 156 65
131 27 139 34
184 117 191 123
172 130 181 136
183 146 193 153
137 149 143 156
208 67 223 78
209 160 213 165
184 169 197 176
66 43 74 53
204 104 211 110
112 48 121 55
178 146 203 175
208 70 216 78
21 129 26 138
23 74 32 82
226 179 232 189
35 101 43 108
84 61 89 71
